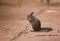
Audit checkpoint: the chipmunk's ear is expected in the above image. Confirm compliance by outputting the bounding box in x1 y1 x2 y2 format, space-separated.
31 12 34 16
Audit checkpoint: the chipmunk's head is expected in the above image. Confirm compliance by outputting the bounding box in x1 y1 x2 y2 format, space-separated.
27 12 35 22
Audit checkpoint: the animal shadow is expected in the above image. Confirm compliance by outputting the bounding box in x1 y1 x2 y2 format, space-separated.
30 27 53 32
41 27 53 32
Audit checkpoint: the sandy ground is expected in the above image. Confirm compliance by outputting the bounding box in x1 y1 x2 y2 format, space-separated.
0 4 60 41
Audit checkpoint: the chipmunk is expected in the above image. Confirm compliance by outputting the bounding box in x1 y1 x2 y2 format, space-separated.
27 12 41 31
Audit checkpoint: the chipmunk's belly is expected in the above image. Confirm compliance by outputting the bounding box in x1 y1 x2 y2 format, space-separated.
31 19 41 30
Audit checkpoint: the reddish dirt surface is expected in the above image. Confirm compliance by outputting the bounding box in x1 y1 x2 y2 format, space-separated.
0 4 60 41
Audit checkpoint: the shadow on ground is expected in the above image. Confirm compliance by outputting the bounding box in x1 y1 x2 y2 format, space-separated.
31 27 53 32
41 27 53 32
